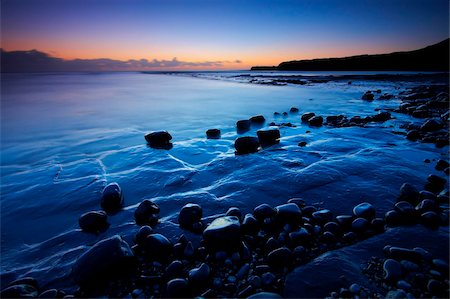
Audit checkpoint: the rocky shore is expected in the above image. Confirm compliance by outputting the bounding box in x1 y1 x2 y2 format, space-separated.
1 84 448 298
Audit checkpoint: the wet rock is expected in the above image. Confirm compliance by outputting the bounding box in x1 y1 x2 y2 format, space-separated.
420 211 440 228
298 141 307 147
237 120 251 132
275 203 302 224
431 259 449 274
385 290 407 299
335 215 353 228
351 218 369 234
100 183 124 213
400 260 419 272
420 119 443 132
236 263 250 280
203 216 241 251
267 247 292 268
257 129 280 146
235 137 260 154
349 283 361 294
324 222 341 236
406 130 421 141
39 289 59 298
427 279 444 296
290 107 299 113
0 284 39 298
206 129 221 139
394 201 416 219
134 225 153 246
178 203 202 230
226 207 242 220
362 91 374 101
425 174 447 193
385 210 402 226
308 116 323 127
312 209 333 224
78 211 109 233
142 234 172 261
238 285 253 298
419 190 437 200
247 292 282 299
383 259 402 282
250 115 266 124
253 203 276 220
188 263 210 285
387 247 422 263
134 199 160 226
371 218 385 232
353 202 376 220
289 228 311 246
301 112 315 122
326 115 345 125
72 235 136 288
166 278 189 298
435 159 449 171
242 214 259 235
144 131 173 149
320 231 337 243
398 183 420 204
165 260 184 279
183 241 195 258
261 272 276 286
415 199 436 213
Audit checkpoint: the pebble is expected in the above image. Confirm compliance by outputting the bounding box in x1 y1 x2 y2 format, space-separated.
0 284 39 298
267 247 292 268
420 118 443 132
298 141 307 147
290 107 299 113
394 201 416 219
206 128 221 139
302 205 317 216
349 283 361 294
134 225 153 245
134 199 160 226
78 210 109 233
311 209 333 223
144 131 172 148
275 203 302 224
387 247 422 263
384 210 402 226
425 174 447 193
353 202 376 219
400 260 419 272
226 207 242 220
435 159 449 171
431 259 449 273
289 228 311 246
420 211 440 228
415 199 436 213
235 136 260 154
413 247 432 261
419 190 437 200
142 233 173 261
371 218 385 232
427 279 444 296
320 231 337 243
396 280 411 291
8 277 38 289
335 215 353 228
253 203 276 220
183 241 195 258
166 278 190 298
249 275 262 288
178 203 202 229
188 263 210 285
383 259 402 282
261 272 276 286
237 285 253 298
398 183 420 204
385 290 407 299
324 221 341 235
236 263 250 279
165 260 184 279
203 216 241 251
100 182 124 213
351 217 369 234
242 213 259 235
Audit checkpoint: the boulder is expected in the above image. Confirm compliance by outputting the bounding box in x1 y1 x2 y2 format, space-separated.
237 120 251 132
249 115 266 124
253 203 276 220
206 129 221 139
290 107 299 113
203 216 241 251
78 211 109 233
420 119 443 132
352 202 376 220
144 131 173 149
398 183 420 204
257 129 280 146
308 116 323 127
178 203 202 229
134 199 160 226
100 183 124 213
301 112 315 122
234 137 260 154
141 233 173 261
275 203 302 224
362 91 374 101
71 235 136 288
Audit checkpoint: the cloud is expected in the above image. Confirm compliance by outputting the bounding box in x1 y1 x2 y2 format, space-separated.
0 49 242 72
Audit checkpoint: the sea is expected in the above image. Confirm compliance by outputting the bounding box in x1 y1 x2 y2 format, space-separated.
1 71 448 291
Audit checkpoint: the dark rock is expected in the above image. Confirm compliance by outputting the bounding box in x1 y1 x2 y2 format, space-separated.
275 203 302 224
242 214 259 235
253 203 276 220
206 129 221 139
302 205 317 216
385 210 402 226
226 207 242 219
71 235 136 288
267 247 292 268
349 283 361 294
178 203 202 229
335 215 353 228
236 263 250 279
100 183 124 213
134 225 153 246
419 190 437 200
427 279 445 296
166 278 189 298
387 247 422 262
249 115 266 124
0 284 38 298
78 211 109 233
353 202 376 220
324 222 341 236
234 137 260 154
203 216 241 251
188 263 210 285
247 292 282 299
298 141 307 147
383 259 402 282
425 174 447 193
289 228 311 246
406 130 421 141
394 201 416 219
274 112 281 116
290 107 299 113
372 111 391 122
312 209 333 224
420 119 443 132
293 246 306 259
320 231 337 243
326 115 345 125
435 159 449 171
183 241 194 258
165 260 184 279
257 129 280 146
142 234 172 261
134 199 160 226
431 259 449 274
238 285 253 298
400 260 419 272
351 218 369 234
301 112 315 122
415 199 436 213
308 116 323 127
282 112 288 116
261 272 276 286
362 91 374 101
371 218 385 232
237 120 251 132
38 289 59 298
144 131 173 149
287 198 306 208
398 183 420 204
420 211 440 228
385 290 407 299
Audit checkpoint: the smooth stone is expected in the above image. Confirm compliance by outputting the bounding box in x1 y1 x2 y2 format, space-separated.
400 260 419 272
394 201 416 218
362 91 374 101
432 259 449 273
71 235 135 288
371 218 385 232
226 207 242 220
312 209 333 224
165 260 184 279
257 129 280 146
425 174 447 193
144 131 172 148
398 183 420 204
78 210 109 233
335 215 353 228
349 283 361 294
324 222 341 236
406 130 421 141
249 115 266 124
420 119 443 132
419 190 437 200
183 241 195 258
166 278 189 298
427 279 444 295
308 115 323 127
289 228 311 246
248 275 262 288
298 141 307 147
237 119 251 132
242 214 259 235
206 129 221 139
142 234 173 261
134 199 160 226
0 284 38 298
247 292 282 299
302 205 317 216
253 203 276 220
267 247 292 268
234 137 260 154
387 247 422 262
203 216 241 251
413 247 432 261
320 231 337 243
188 263 210 285
385 290 407 299
293 246 306 259
353 202 376 220
134 225 153 245
420 211 440 228
436 159 449 171
275 203 302 223
351 218 369 234
287 198 306 208
383 259 402 282
385 210 402 226
261 272 276 285
100 183 124 213
301 112 315 122
396 280 411 291
238 285 253 298
290 107 299 113
236 263 250 279
178 203 202 229
415 199 436 213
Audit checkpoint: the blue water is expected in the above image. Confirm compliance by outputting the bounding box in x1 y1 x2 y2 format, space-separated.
1 72 448 290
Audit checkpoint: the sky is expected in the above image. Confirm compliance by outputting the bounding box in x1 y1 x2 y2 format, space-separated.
1 0 449 70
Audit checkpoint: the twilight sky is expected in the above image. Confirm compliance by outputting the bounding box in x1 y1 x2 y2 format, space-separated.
1 0 449 70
